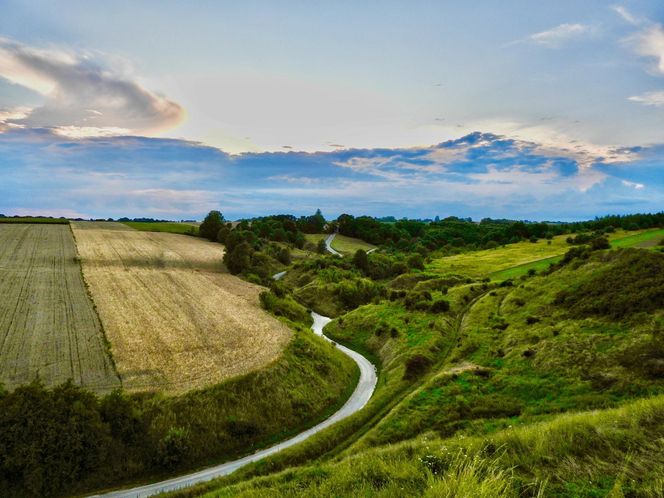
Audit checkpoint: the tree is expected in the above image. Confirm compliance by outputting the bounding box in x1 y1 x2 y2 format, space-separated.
216 225 231 244
316 239 327 254
200 210 225 241
353 249 369 272
312 209 326 232
224 242 252 274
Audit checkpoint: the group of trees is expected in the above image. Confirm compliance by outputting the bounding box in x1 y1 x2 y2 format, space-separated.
195 208 663 281
332 212 663 255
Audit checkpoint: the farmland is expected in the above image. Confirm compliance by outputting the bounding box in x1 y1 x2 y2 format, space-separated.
428 228 646 279
71 222 292 392
121 221 199 235
0 224 119 391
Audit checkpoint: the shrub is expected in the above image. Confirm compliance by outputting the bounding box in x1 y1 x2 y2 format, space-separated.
277 247 292 265
590 236 610 250
403 355 433 380
430 299 451 313
404 290 432 310
407 253 425 271
157 427 189 469
336 278 381 310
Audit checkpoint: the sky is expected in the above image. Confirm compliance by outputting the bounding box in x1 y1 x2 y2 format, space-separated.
0 0 662 220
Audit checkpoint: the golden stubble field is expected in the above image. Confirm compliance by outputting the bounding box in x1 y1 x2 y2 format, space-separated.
71 222 291 393
0 224 120 391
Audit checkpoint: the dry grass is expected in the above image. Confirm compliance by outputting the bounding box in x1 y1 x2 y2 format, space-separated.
0 224 120 391
71 222 291 393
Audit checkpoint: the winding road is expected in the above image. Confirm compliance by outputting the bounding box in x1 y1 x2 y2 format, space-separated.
325 233 343 257
92 312 377 498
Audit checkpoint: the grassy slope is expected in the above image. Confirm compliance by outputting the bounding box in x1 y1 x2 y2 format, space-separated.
423 229 651 281
330 234 376 254
490 227 664 280
184 394 664 497
174 246 664 497
121 221 199 235
303 233 376 255
346 249 664 453
35 319 360 496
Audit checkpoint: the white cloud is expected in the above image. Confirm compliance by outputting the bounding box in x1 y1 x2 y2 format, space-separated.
523 23 596 48
628 90 664 107
0 106 30 131
629 24 664 74
621 179 645 189
459 117 639 168
610 5 643 26
0 37 184 137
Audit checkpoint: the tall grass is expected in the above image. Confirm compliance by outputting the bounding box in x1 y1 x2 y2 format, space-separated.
170 394 664 497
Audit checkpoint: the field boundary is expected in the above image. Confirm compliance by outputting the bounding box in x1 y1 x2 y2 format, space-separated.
69 224 122 387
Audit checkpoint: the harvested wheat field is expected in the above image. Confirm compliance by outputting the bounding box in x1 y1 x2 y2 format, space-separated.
71 222 291 393
0 224 120 391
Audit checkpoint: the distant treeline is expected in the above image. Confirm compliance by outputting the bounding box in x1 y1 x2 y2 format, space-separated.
0 215 69 224
333 212 664 251
189 210 664 281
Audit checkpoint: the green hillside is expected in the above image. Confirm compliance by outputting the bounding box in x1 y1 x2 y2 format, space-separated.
169 244 664 498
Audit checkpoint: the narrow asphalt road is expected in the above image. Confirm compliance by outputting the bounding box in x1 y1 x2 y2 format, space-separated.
91 312 377 498
325 233 343 257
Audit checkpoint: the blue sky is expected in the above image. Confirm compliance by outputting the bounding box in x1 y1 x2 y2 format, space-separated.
0 1 662 220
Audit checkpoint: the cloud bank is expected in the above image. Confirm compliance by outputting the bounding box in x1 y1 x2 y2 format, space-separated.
0 129 659 222
0 37 183 137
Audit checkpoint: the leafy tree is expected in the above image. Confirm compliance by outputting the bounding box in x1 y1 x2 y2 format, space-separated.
200 210 225 241
224 242 252 274
316 239 327 254
353 249 369 272
216 225 231 244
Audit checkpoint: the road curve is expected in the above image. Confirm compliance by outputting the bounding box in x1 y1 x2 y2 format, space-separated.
325 233 343 257
91 312 377 498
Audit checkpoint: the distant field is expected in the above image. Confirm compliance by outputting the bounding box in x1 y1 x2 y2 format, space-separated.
331 234 376 254
121 221 199 235
0 217 69 224
609 228 664 248
71 222 291 392
304 233 327 244
429 229 645 279
0 224 119 391
304 233 376 255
